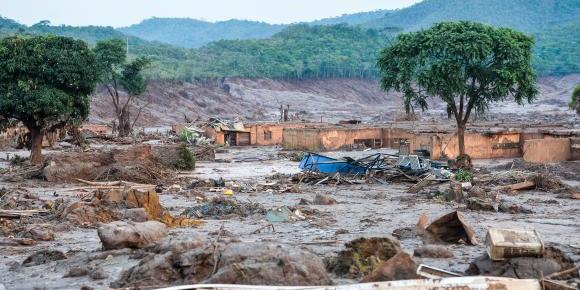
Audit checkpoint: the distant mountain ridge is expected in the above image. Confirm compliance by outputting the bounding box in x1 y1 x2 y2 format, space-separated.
119 18 284 48
1 0 578 78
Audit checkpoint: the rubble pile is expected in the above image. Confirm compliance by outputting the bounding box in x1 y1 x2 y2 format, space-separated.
60 188 203 228
42 145 189 183
113 239 332 288
182 196 266 219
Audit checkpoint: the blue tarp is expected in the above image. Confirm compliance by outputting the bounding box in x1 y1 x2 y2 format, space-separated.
299 153 367 175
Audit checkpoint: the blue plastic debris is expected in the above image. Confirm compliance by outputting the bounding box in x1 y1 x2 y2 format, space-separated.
298 153 367 175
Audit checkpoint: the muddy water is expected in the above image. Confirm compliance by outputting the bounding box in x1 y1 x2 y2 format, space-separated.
0 147 579 289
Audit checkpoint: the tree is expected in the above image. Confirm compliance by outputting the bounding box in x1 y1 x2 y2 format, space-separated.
570 85 580 115
94 39 150 137
377 21 538 157
0 36 98 164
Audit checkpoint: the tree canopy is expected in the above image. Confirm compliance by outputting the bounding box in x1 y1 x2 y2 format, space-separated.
0 35 99 163
377 21 538 156
94 39 150 137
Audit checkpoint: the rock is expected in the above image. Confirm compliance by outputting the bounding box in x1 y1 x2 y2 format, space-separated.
97 221 168 250
298 198 312 205
334 229 349 235
122 208 149 222
313 194 337 205
327 237 401 279
498 202 534 214
89 267 108 280
64 266 89 277
153 234 208 253
392 227 418 240
466 198 497 212
466 186 487 198
361 252 418 282
413 245 454 258
24 225 55 241
22 250 66 267
465 247 577 279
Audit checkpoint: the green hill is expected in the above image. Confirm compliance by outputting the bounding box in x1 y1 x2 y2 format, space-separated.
119 18 284 48
362 0 580 32
1 0 579 79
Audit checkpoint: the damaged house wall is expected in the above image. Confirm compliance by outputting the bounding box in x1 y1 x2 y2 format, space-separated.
283 125 579 161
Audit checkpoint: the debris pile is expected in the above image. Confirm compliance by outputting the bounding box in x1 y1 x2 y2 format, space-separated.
113 240 332 288
43 145 179 183
182 196 266 219
60 188 203 228
326 237 417 281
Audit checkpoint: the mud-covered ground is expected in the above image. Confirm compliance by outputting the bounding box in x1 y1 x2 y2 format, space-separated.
0 147 579 289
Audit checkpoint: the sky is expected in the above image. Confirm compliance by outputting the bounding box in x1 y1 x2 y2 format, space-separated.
0 0 421 27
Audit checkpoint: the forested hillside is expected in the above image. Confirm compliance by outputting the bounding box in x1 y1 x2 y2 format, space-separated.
120 18 284 48
362 0 580 32
1 0 578 80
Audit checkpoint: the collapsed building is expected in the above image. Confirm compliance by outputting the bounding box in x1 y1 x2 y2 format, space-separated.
173 120 580 163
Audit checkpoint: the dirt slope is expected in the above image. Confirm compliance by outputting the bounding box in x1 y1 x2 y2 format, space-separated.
88 75 580 126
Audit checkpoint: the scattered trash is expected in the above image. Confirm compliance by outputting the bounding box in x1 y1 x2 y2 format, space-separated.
486 228 544 261
425 211 478 245
265 206 294 222
222 189 234 196
416 264 462 279
182 197 265 219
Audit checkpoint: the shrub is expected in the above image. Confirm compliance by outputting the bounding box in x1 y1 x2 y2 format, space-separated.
455 169 473 182
175 144 195 170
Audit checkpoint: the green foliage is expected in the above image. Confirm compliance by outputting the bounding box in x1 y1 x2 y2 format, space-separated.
120 57 151 96
377 21 538 122
179 128 194 143
454 169 473 182
146 24 391 80
2 0 579 80
0 35 98 130
363 0 580 33
9 154 27 166
175 144 196 170
570 85 580 112
94 39 150 94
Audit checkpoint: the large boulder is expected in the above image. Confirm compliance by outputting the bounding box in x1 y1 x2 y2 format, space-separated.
97 221 168 250
115 241 332 288
204 243 331 285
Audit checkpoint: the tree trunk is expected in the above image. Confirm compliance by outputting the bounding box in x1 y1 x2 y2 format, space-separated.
457 122 466 157
117 107 132 137
29 127 44 165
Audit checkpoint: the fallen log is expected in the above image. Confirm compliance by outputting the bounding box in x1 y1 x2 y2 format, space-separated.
509 180 535 191
0 209 49 218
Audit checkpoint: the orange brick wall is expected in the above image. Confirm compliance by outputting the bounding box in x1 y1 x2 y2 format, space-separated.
523 138 572 163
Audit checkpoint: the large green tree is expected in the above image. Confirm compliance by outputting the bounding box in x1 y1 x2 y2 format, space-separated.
0 36 98 164
94 39 150 137
377 21 538 157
